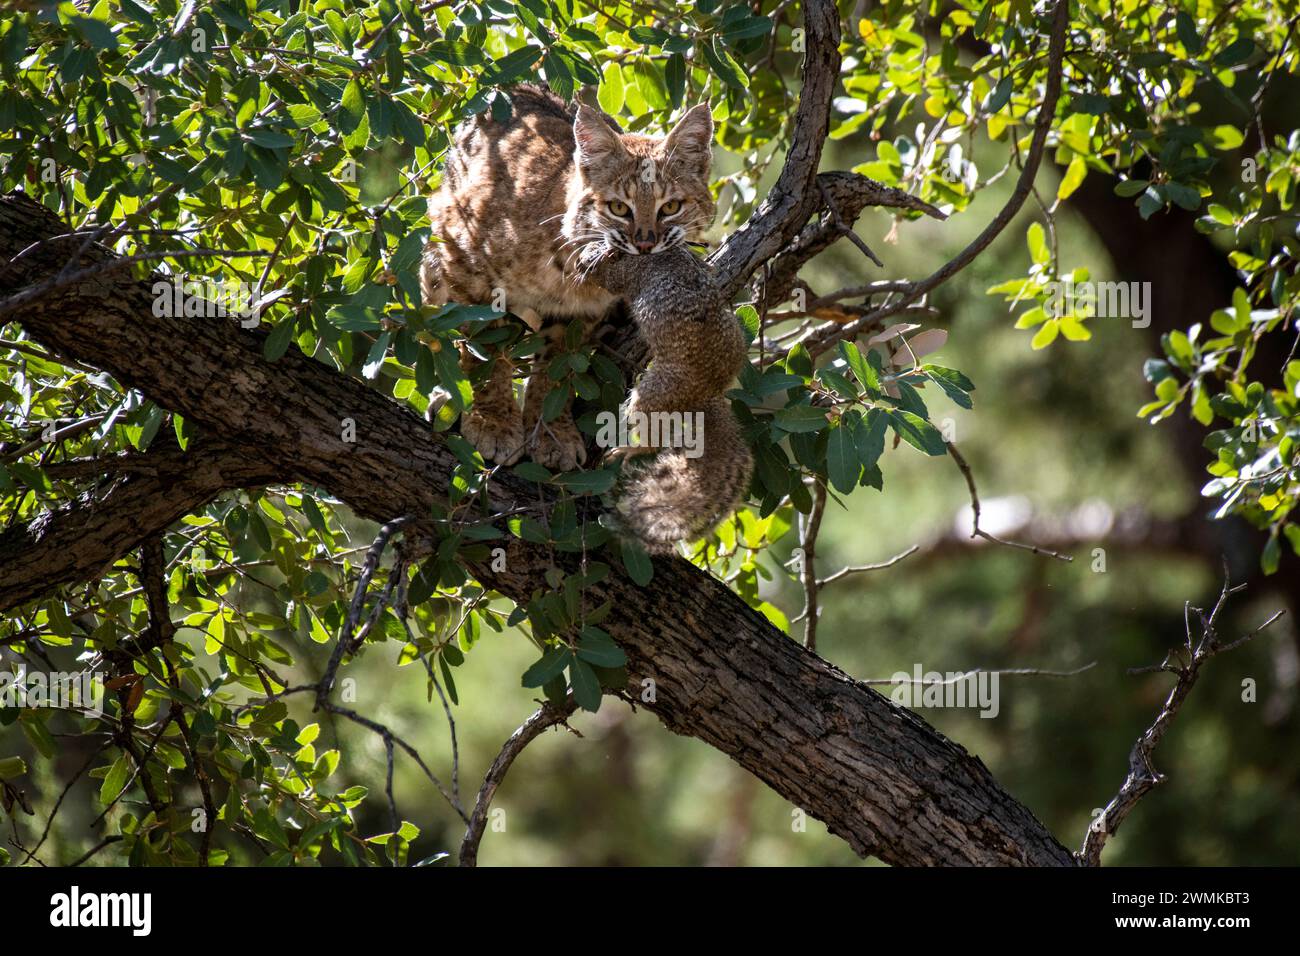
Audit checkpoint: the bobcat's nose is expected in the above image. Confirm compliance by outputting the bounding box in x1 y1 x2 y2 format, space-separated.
633 229 656 253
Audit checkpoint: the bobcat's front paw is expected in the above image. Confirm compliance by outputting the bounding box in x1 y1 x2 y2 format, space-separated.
461 408 526 465
529 416 588 472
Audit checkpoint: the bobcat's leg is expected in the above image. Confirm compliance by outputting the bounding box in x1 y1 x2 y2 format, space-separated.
419 243 458 418
458 339 526 466
423 245 526 464
522 321 587 472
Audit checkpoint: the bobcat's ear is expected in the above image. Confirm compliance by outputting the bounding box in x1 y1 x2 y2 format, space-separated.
661 103 714 178
574 104 625 171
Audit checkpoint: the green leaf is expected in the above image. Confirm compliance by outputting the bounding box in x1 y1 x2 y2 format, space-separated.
1204 206 1236 231
569 659 602 712
855 408 888 470
619 538 654 585
1175 12 1203 54
888 411 947 456
1026 222 1049 265
513 462 553 482
839 340 879 393
1164 182 1202 211
984 76 1013 113
924 365 975 408
1214 37 1255 67
1114 179 1149 198
1057 155 1087 201
540 382 567 423
827 417 861 494
736 305 760 344
665 52 686 108
263 316 296 361
1261 534 1280 575
245 127 295 149
702 37 747 89
100 756 130 804
522 647 573 688
773 404 830 433
362 332 390 379
1031 319 1060 349
553 468 617 494
597 61 624 114
483 45 543 86
576 626 627 668
340 79 365 135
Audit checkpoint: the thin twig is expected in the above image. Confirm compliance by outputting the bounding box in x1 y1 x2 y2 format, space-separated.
68 835 124 867
863 663 1096 686
799 481 827 651
948 443 1073 562
789 544 920 624
316 515 411 709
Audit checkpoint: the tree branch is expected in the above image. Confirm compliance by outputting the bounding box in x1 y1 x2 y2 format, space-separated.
0 436 278 611
710 0 842 298
1078 573 1285 866
459 696 580 867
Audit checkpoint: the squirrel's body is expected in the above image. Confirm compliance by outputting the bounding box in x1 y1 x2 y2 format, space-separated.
582 245 753 554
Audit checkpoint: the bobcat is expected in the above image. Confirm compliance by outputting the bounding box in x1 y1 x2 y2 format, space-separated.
419 84 715 471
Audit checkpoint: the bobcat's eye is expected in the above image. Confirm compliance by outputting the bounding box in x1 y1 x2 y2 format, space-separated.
607 200 631 217
658 199 682 218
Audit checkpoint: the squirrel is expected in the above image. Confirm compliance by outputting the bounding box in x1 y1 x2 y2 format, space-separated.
578 243 753 554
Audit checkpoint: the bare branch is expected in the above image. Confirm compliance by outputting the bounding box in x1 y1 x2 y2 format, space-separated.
862 663 1097 686
1077 576 1286 866
316 515 412 710
790 543 921 625
748 171 947 317
459 697 580 867
799 480 827 650
818 545 920 585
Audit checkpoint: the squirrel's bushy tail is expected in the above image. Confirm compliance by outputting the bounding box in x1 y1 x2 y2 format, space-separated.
615 399 753 555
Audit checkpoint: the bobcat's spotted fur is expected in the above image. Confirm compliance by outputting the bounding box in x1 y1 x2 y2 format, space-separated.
419 84 715 471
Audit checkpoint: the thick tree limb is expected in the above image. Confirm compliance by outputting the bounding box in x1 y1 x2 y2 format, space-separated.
0 189 1077 866
0 436 277 610
0 0 1087 868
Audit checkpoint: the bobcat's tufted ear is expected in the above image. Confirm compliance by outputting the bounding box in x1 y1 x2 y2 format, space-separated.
573 104 626 172
661 103 714 178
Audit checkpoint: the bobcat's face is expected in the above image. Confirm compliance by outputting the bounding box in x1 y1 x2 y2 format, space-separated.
568 103 715 257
